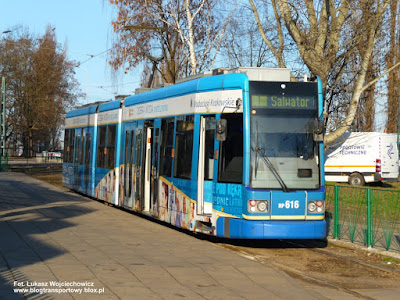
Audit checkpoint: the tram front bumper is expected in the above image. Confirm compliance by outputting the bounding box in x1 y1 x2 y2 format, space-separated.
216 217 327 239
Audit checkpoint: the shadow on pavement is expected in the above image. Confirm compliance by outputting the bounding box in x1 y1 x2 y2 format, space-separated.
0 173 95 299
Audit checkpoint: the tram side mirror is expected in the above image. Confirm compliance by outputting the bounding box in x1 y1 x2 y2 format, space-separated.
313 118 324 142
216 119 227 142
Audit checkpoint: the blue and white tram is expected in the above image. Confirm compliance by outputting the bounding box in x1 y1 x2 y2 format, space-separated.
63 105 98 196
93 100 122 205
64 67 326 239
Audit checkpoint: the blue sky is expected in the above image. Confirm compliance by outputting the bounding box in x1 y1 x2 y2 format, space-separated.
0 0 141 105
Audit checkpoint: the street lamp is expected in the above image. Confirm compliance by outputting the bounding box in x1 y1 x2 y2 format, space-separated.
1 30 12 157
1 76 5 157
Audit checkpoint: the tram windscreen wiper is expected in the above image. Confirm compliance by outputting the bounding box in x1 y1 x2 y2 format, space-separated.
252 146 289 193
252 121 289 192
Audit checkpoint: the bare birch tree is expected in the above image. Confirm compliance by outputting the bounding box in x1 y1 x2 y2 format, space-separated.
222 4 285 68
144 0 241 75
385 0 400 133
109 0 188 85
249 0 397 146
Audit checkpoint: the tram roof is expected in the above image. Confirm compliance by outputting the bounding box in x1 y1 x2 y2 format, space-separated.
98 99 123 112
124 73 248 107
66 104 98 118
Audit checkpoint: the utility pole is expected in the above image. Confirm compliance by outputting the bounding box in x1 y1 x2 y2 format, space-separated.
1 76 5 157
1 30 12 158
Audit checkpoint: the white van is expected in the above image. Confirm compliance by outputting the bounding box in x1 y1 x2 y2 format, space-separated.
325 132 399 186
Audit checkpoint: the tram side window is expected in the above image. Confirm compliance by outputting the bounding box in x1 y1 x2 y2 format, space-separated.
74 129 82 164
97 126 107 168
63 129 69 163
79 129 84 165
106 125 116 169
174 115 194 179
85 133 91 166
218 114 243 183
124 130 131 197
159 118 175 177
68 129 75 163
204 116 216 180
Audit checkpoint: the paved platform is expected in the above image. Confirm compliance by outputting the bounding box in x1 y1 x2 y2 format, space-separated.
0 172 395 299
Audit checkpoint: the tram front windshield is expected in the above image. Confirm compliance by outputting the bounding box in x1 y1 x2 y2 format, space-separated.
249 81 320 190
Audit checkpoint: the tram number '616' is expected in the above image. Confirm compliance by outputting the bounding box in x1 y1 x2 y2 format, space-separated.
278 200 300 209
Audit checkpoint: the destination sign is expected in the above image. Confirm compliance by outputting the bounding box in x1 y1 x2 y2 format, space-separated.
251 95 316 109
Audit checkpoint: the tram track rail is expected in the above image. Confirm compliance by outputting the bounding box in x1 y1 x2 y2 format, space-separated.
248 253 375 300
283 239 400 275
216 239 400 300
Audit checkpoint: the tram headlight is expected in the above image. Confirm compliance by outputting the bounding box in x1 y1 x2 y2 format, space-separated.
308 202 317 212
257 201 267 212
248 200 268 213
308 201 325 213
316 200 324 213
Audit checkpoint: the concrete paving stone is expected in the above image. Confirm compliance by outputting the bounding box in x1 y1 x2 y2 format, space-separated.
150 286 206 300
0 255 9 268
199 264 322 299
0 287 25 300
73 286 150 300
127 265 174 282
126 265 244 299
149 255 193 267
89 264 140 286
235 265 319 299
354 288 400 300
306 286 360 300
69 253 113 267
114 257 157 267
201 265 278 297
105 286 163 300
48 264 98 281
42 253 82 266
162 266 280 299
209 286 272 300
2 269 31 286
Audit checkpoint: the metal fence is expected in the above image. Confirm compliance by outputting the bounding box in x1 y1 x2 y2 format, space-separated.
326 185 400 252
0 152 8 172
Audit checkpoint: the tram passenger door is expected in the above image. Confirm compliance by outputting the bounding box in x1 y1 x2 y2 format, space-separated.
197 115 215 215
142 121 154 212
150 122 160 216
73 129 82 189
134 125 143 209
123 124 135 208
84 131 91 192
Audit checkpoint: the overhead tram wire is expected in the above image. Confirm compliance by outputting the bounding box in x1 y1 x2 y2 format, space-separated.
76 47 116 67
